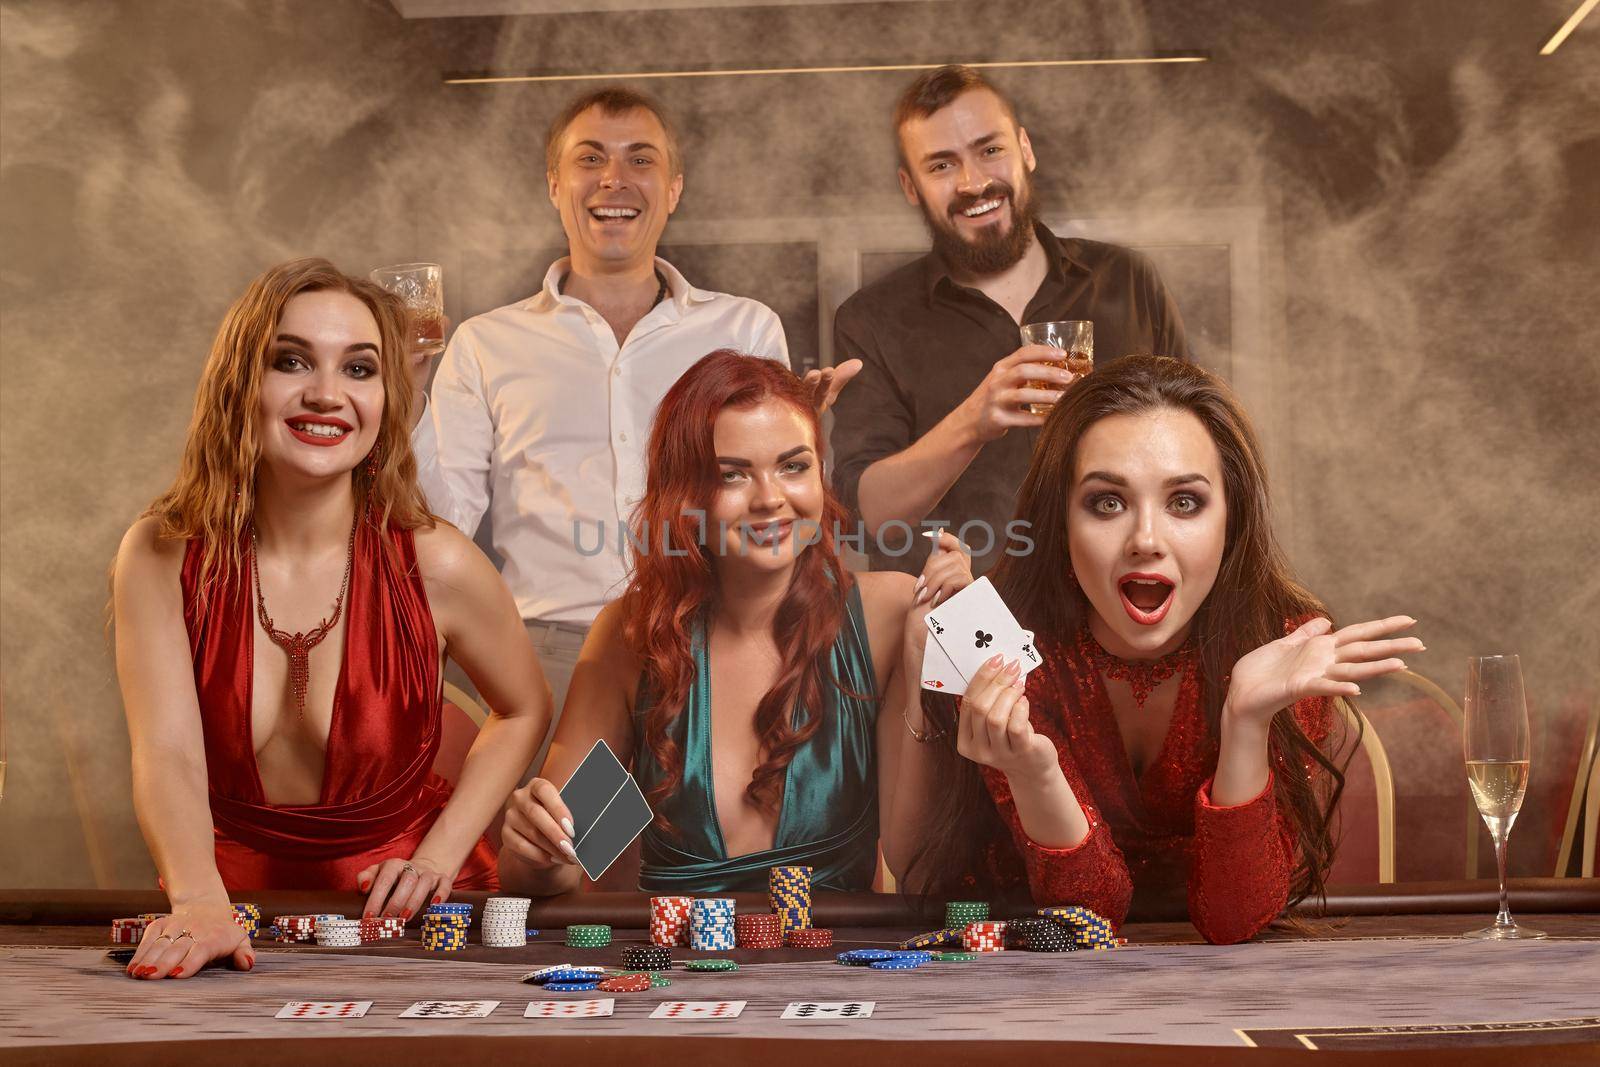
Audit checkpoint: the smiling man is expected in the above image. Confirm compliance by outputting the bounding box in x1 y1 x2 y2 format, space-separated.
830 65 1190 578
410 88 788 753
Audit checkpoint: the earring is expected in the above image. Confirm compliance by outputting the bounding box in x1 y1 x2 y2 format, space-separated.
364 444 382 478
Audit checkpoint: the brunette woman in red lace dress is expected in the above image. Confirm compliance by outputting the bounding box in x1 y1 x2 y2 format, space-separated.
112 260 550 979
900 356 1422 944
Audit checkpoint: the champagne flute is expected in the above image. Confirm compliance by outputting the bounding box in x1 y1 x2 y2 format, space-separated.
1018 320 1092 416
369 262 445 357
1461 654 1544 939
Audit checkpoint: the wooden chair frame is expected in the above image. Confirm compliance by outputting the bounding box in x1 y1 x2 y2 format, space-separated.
1335 699 1396 884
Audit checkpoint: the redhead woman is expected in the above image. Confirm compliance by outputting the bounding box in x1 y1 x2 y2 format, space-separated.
498 351 969 894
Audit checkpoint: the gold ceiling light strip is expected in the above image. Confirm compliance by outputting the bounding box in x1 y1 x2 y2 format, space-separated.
444 56 1207 86
1540 0 1597 54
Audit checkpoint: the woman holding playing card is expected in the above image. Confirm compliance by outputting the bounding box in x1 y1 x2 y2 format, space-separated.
498 351 969 894
904 355 1422 944
112 259 550 979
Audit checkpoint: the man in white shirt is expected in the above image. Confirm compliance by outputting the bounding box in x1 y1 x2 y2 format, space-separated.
409 88 788 761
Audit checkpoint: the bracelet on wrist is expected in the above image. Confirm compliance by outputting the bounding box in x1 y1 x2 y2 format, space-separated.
902 703 946 744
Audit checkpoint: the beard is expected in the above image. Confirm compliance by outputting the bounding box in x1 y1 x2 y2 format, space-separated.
919 172 1039 276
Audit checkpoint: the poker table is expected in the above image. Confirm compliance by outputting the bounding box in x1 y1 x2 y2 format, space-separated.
3 879 1597 1066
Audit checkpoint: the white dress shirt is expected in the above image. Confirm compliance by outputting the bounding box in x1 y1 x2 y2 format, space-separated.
412 257 789 625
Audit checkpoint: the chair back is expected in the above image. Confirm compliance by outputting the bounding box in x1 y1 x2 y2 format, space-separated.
1329 698 1396 884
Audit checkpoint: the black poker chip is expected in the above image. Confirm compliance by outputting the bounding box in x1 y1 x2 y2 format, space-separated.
622 945 674 971
1004 917 1055 948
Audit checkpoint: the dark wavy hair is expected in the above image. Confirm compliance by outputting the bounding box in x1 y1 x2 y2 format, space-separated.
621 351 855 831
905 355 1356 908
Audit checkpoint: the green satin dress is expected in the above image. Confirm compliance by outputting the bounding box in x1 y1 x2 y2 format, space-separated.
632 583 881 892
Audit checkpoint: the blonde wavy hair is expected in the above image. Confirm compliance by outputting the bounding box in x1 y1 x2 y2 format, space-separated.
142 257 434 598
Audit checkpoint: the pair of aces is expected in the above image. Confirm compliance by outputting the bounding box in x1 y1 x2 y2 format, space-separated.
920 577 1042 696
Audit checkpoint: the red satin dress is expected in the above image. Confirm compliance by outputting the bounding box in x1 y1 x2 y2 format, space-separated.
980 627 1330 945
181 520 498 891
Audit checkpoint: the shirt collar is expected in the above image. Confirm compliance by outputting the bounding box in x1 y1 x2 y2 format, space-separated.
922 221 1086 304
526 255 716 314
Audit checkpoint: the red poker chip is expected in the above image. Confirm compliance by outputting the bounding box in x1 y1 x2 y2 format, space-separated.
597 974 654 993
784 929 834 947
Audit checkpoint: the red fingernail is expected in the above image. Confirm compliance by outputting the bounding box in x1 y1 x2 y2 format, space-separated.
431 895 441 905
401 908 413 919
360 880 371 891
243 957 254 971
364 911 374 919
168 967 183 978
139 966 156 977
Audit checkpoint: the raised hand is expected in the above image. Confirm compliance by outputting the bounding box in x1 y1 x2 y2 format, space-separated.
1225 615 1423 728
125 900 252 980
501 777 580 870
955 655 1059 781
802 358 864 415
957 345 1082 443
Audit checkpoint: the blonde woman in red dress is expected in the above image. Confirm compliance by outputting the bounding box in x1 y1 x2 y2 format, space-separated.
113 259 550 979
901 356 1422 944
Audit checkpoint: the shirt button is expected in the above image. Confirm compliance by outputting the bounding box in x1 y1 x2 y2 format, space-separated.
613 366 623 377
619 432 629 443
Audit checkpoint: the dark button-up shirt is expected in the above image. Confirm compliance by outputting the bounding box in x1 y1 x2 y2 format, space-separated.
830 225 1190 575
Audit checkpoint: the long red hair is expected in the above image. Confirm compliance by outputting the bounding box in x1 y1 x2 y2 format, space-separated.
623 351 856 828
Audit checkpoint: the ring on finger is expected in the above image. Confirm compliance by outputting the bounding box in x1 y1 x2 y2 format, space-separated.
175 930 194 941
400 862 418 877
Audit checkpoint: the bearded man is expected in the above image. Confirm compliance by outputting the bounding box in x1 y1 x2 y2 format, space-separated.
830 65 1190 576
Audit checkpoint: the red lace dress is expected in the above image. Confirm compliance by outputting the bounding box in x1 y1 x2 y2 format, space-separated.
980 628 1330 945
180 521 498 891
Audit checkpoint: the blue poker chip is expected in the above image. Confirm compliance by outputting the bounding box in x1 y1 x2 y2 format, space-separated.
535 967 604 984
525 929 540 938
544 980 600 991
869 957 927 970
836 948 895 965
426 903 473 914
890 950 932 963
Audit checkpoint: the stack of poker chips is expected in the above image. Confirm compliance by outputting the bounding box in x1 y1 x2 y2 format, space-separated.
1006 916 1075 952
565 923 612 949
784 927 833 948
621 944 674 972
899 927 964 951
961 920 1007 953
525 964 609 992
110 917 147 944
481 896 533 947
836 948 929 970
689 898 735 951
1037 905 1124 950
944 900 989 929
767 865 813 936
315 917 362 948
649 895 693 947
421 906 471 952
734 913 783 949
359 915 406 943
272 915 318 943
231 902 262 939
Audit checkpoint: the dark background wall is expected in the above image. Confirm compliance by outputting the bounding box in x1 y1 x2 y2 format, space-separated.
2 0 1596 887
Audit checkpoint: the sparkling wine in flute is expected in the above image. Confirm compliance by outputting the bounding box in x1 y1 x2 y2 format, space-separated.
1019 320 1093 417
1461 654 1543 940
1465 758 1529 836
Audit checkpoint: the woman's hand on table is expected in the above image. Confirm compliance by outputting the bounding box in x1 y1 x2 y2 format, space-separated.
501 777 580 869
357 853 457 920
125 900 252 980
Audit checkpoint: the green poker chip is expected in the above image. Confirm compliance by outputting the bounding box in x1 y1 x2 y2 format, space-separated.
683 958 738 972
931 951 979 962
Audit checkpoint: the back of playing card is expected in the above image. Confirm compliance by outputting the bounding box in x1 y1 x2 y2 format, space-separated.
560 739 630 844
573 775 653 881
